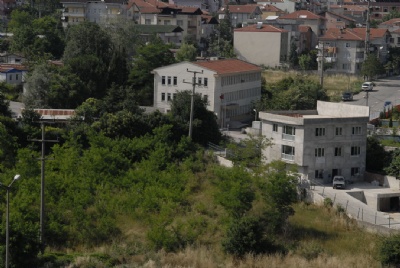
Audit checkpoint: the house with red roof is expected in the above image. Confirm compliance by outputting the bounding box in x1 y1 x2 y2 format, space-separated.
234 23 289 68
319 27 390 74
152 58 262 126
258 4 286 20
218 4 262 27
323 11 355 29
379 18 400 48
126 0 204 43
256 0 297 14
279 10 326 48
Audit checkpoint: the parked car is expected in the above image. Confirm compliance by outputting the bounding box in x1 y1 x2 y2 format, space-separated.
333 176 346 189
341 92 353 101
362 82 374 91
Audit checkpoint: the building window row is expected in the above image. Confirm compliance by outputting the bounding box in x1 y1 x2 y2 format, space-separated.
313 146 360 158
221 72 261 87
161 92 177 102
223 87 259 102
313 126 362 136
161 76 178 86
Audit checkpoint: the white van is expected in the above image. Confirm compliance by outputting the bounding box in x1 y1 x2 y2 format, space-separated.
362 82 374 91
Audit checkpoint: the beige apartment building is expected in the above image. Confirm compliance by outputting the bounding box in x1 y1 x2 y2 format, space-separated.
234 23 289 68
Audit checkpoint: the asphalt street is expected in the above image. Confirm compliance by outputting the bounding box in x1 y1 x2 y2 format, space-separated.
347 76 400 119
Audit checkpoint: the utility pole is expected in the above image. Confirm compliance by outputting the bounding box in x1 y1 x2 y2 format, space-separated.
364 0 371 60
319 41 325 88
183 69 203 138
29 122 58 251
366 91 369 106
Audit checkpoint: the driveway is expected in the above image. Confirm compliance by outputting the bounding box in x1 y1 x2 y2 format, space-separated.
311 181 400 229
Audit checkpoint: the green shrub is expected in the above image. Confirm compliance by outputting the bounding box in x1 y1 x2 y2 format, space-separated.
378 234 400 266
222 216 275 257
324 198 333 208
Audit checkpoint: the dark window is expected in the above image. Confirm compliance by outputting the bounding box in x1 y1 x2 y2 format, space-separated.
162 76 166 85
204 78 208 86
161 93 165 101
173 76 177 85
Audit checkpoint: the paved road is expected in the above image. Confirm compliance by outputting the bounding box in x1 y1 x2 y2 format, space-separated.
347 76 400 119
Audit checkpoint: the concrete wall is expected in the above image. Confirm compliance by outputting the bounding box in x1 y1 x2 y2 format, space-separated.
215 155 233 167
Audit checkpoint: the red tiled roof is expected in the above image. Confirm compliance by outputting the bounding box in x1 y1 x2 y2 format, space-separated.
218 5 260 14
299 25 312 32
325 11 355 22
193 59 261 74
380 18 400 26
234 24 288 33
320 27 388 41
259 4 283 12
330 4 367 12
255 0 284 2
0 64 28 72
279 10 325 20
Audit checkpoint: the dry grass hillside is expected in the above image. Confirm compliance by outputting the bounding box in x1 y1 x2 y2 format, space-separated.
64 203 382 268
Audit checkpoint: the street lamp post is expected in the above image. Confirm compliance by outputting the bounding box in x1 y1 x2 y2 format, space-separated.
1 174 21 268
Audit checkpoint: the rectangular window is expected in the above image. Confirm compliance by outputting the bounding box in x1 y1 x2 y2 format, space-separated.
345 42 350 47
173 76 177 85
281 145 295 161
167 76 171 85
351 167 360 176
173 93 176 99
145 19 151 25
16 74 19 80
161 93 165 101
352 126 361 135
315 148 325 157
161 76 166 85
273 124 278 132
283 125 295 141
315 169 324 179
315 128 325 136
198 77 202 85
167 93 171 101
204 78 208 87
335 127 342 136
164 20 171 25
203 95 208 103
334 147 342 156
177 20 183 26
351 146 361 156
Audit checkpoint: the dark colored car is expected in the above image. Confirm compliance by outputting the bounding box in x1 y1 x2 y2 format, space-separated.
342 92 353 101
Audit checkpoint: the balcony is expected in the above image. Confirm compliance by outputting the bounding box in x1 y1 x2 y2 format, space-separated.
281 153 294 161
282 134 295 141
325 57 336 63
62 12 85 17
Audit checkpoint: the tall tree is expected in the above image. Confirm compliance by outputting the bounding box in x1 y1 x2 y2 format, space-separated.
63 22 112 99
128 38 175 105
169 91 221 145
362 54 385 80
176 43 197 62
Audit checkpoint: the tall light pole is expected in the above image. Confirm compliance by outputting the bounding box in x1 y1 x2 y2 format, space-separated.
1 174 21 268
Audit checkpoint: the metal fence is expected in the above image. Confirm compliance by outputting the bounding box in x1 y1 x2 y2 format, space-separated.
305 180 400 229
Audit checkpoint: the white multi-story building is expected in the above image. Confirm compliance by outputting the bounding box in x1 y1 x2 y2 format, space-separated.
152 58 262 126
260 101 370 182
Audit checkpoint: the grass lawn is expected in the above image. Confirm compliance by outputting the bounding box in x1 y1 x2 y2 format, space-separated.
263 70 364 102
